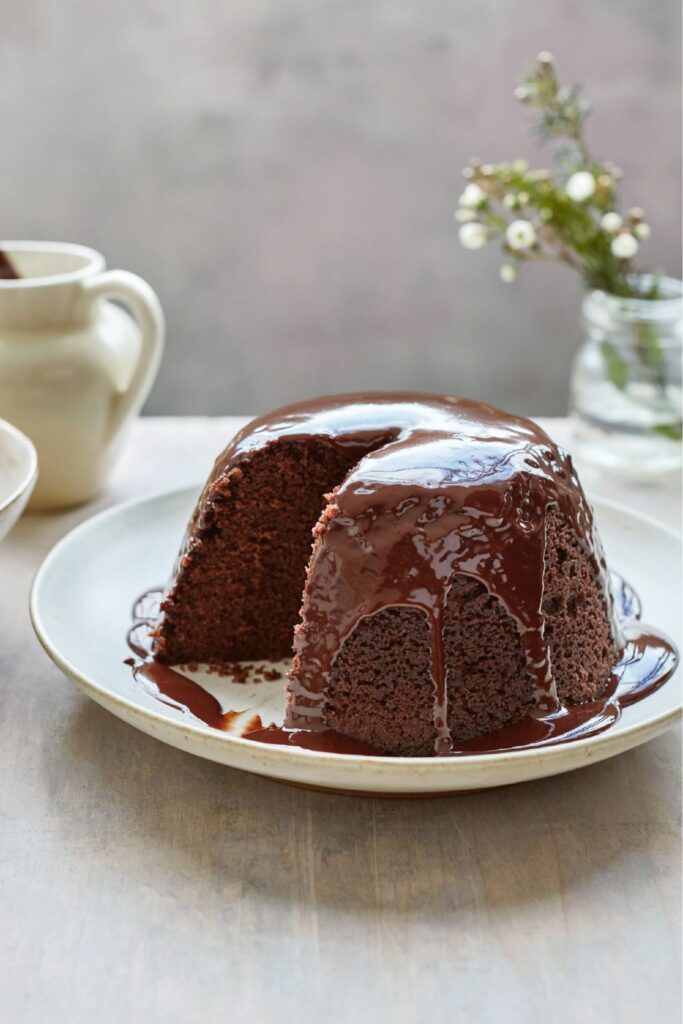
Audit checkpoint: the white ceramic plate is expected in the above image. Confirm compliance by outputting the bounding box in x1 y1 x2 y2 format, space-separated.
30 486 681 796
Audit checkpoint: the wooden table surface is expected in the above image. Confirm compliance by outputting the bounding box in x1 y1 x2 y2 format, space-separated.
1 416 681 1024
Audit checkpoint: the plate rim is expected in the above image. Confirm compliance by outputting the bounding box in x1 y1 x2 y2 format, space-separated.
29 486 682 775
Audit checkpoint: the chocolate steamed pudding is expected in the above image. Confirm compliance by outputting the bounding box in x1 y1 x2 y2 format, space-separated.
152 393 620 756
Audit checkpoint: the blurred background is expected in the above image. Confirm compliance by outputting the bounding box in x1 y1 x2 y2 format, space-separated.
1 0 680 417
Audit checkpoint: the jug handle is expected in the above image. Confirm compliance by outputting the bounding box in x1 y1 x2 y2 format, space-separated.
78 270 165 443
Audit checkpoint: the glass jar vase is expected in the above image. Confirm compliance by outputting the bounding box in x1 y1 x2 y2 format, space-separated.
570 276 682 479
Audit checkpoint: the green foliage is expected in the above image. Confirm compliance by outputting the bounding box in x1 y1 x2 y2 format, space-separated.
600 341 629 391
456 52 679 439
519 55 591 160
636 322 664 369
458 51 655 298
653 423 683 441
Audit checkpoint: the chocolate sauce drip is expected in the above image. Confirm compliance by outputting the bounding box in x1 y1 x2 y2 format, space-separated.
243 619 678 755
241 725 383 755
126 576 678 757
613 623 677 705
0 250 19 280
133 660 263 735
127 589 239 730
609 571 642 622
135 659 237 731
126 589 270 732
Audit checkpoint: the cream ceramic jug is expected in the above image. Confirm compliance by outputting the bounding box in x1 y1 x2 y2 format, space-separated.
0 241 164 509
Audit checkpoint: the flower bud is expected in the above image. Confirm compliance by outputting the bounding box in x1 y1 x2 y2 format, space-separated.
565 171 596 202
506 220 537 250
459 183 487 209
611 233 639 259
459 223 488 250
600 212 622 234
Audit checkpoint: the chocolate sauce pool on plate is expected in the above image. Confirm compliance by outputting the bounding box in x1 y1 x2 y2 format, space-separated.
125 575 677 756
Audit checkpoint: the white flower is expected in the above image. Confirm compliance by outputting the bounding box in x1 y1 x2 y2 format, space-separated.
601 212 622 234
565 171 596 202
506 219 536 250
503 193 517 209
517 191 530 206
459 222 487 250
611 233 639 259
500 264 517 283
459 183 486 209
514 85 530 101
512 158 529 173
634 222 651 240
455 208 477 222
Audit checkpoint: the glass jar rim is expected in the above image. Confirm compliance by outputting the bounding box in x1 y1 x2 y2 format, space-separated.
583 275 683 328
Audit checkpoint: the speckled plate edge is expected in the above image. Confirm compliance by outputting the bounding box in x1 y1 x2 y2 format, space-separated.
29 487 682 795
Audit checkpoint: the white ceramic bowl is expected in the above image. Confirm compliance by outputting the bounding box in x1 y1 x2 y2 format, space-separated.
0 418 37 540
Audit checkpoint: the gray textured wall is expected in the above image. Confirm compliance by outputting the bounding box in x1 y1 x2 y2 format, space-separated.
1 0 680 416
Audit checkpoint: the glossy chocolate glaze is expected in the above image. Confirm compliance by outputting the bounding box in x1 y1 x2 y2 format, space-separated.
127 577 677 756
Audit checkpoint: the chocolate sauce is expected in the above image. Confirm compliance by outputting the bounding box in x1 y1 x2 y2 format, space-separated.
609 571 642 622
268 396 620 747
165 394 624 755
241 725 383 755
613 623 678 705
135 659 237 730
126 574 678 756
129 391 677 755
126 589 271 732
239 620 678 756
0 250 19 280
